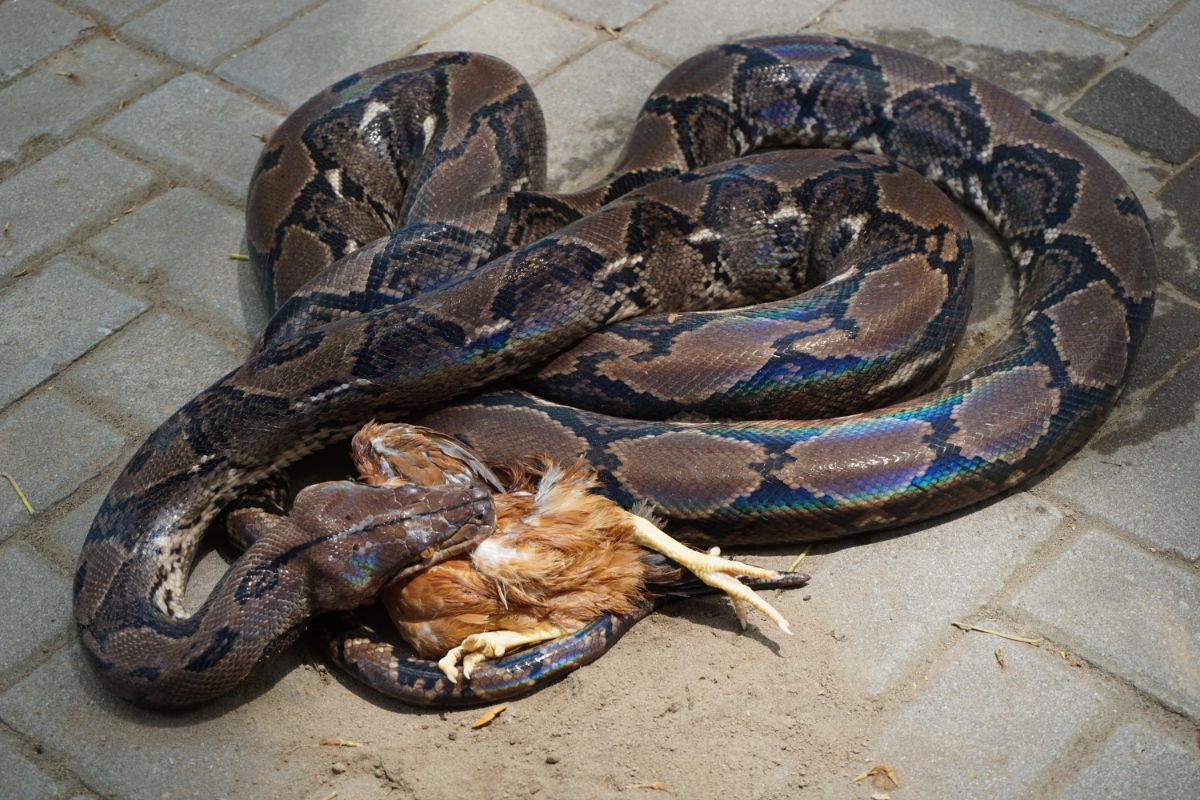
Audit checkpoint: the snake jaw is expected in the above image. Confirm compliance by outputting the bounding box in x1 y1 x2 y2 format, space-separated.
291 480 496 606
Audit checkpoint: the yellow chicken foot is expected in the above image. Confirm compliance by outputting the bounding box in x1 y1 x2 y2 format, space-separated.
629 514 793 635
438 624 567 683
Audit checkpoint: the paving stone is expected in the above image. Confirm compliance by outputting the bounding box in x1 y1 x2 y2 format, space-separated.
64 312 243 428
0 37 170 167
805 494 1060 695
0 730 68 800
216 0 478 108
0 391 125 537
86 188 270 336
0 256 147 411
0 0 91 81
42 491 104 567
868 635 1114 796
545 0 657 29
1057 722 1200 799
70 0 158 25
626 0 828 64
1043 354 1200 561
124 0 312 66
0 644 333 800
0 139 156 279
816 0 1123 109
1068 68 1200 164
1151 160 1200 297
101 73 280 201
1012 530 1200 717
417 0 597 82
0 541 72 678
535 42 662 190
1069 2 1200 163
1034 0 1176 37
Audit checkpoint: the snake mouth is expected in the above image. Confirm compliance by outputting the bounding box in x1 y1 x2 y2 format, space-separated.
387 495 495 585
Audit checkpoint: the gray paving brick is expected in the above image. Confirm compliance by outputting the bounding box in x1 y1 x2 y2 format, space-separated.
626 0 828 64
0 0 91 81
808 493 1060 696
535 42 662 190
1057 722 1200 799
0 37 170 167
101 73 280 201
0 391 125 537
1068 68 1200 164
216 0 478 108
42 491 104 567
417 0 597 83
0 139 156 279
1043 354 1200 561
1151 161 1200 297
868 634 1113 796
0 541 72 678
816 0 1122 109
63 312 243 429
0 256 147 411
86 188 270 336
1012 529 1200 717
0 730 68 800
1069 2 1200 163
0 645 321 800
546 0 657 29
1035 0 1176 37
124 0 312 66
70 0 158 25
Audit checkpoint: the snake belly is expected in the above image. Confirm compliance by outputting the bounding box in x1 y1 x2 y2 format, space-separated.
74 35 1155 707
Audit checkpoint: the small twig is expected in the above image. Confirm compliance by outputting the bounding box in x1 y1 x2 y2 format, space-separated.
2 473 36 516
951 621 1041 644
317 792 337 800
228 253 250 261
319 738 360 747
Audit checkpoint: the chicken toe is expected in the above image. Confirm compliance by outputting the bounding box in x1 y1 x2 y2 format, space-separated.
437 624 567 683
630 514 793 635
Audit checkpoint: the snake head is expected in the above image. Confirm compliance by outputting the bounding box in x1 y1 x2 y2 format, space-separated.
291 479 495 609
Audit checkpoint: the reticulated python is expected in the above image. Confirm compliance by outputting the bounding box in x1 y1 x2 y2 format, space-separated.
73 35 1155 708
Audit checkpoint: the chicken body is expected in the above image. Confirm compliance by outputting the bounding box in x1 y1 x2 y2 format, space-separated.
352 422 796 681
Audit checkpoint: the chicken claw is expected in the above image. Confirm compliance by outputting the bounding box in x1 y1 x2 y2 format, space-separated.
438 624 566 683
629 515 793 635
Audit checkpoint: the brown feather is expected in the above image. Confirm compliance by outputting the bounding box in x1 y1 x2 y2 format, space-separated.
374 446 680 659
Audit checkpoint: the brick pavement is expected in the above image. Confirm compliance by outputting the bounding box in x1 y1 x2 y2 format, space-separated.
0 1 1197 798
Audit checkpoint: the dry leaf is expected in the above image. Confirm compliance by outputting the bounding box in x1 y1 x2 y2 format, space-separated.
995 646 1005 669
628 782 669 791
471 705 506 729
96 20 119 40
319 738 360 747
851 764 899 789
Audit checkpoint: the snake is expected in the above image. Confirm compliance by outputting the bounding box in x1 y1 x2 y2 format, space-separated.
73 35 1155 708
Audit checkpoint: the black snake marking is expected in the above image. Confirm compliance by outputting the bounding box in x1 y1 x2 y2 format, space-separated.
74 35 1155 707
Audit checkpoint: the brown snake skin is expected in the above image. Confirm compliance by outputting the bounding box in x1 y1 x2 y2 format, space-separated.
74 35 1155 707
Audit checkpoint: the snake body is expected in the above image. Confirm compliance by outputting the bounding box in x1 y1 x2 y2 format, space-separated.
74 36 1154 707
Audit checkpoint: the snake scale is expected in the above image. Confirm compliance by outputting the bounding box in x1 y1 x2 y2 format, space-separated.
73 35 1155 708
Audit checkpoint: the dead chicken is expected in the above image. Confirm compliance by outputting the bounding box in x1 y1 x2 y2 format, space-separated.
351 421 805 683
